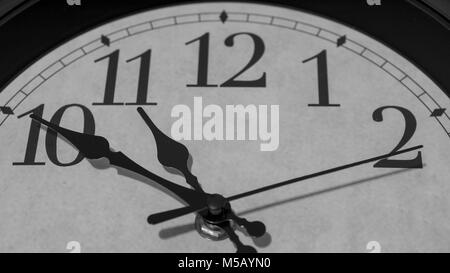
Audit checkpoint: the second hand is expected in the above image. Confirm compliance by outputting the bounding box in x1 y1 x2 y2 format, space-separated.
228 145 423 201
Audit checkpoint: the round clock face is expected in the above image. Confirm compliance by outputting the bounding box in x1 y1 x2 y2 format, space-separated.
0 2 449 253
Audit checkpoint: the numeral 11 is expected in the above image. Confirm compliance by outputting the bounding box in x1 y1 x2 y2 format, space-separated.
94 49 157 106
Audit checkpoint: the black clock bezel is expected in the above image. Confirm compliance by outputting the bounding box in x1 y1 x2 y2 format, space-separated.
0 0 448 99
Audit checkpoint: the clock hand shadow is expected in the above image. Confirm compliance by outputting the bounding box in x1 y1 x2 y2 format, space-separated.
88 157 189 206
161 154 194 181
158 220 273 249
157 168 415 244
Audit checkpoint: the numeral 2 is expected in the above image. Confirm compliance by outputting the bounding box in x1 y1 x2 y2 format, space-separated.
372 106 423 168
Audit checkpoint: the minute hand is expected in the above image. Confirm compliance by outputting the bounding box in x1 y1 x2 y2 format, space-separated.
30 114 207 207
147 145 423 224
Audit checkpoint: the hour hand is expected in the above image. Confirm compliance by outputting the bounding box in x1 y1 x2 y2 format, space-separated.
137 107 204 192
29 114 207 207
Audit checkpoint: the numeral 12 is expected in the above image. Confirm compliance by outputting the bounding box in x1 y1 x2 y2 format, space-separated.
186 32 267 88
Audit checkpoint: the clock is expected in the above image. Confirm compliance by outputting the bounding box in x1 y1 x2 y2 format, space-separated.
0 0 449 253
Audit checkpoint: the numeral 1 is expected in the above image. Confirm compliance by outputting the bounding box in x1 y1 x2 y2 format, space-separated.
302 50 340 107
13 104 46 165
93 50 122 105
125 49 156 105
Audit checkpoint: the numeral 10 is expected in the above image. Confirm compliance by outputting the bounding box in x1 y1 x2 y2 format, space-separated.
13 104 95 167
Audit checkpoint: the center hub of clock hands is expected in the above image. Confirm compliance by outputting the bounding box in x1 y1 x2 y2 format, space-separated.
192 193 266 252
195 194 234 241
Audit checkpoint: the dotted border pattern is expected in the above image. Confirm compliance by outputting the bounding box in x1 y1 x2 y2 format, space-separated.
1 11 449 138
